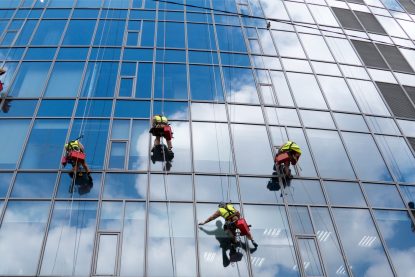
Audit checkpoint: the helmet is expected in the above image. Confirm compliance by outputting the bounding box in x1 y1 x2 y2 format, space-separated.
218 202 226 208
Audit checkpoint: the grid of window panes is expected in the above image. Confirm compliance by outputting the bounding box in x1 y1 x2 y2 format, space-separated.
1 0 415 276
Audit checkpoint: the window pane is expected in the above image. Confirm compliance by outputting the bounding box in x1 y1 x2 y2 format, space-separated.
307 129 355 179
104 173 147 199
286 180 326 205
63 19 96 45
223 67 259 104
120 202 146 276
157 22 185 48
229 104 264 124
266 108 300 126
109 142 126 169
367 116 400 135
0 99 37 117
324 181 366 206
10 62 51 97
136 62 152 98
300 110 335 129
153 101 188 120
37 100 75 117
81 62 118 97
148 203 196 276
114 100 150 118
31 20 66 45
187 23 216 50
11 173 56 198
342 132 393 182
190 65 223 101
232 124 273 175
40 201 97 276
0 201 50 275
129 120 149 170
76 100 113 117
287 73 327 109
289 206 314 235
0 172 12 197
99 201 123 231
20 119 69 169
334 113 369 132
94 19 126 46
273 31 306 59
240 176 283 204
45 62 85 97
318 76 359 112
150 174 192 201
326 37 362 65
191 103 227 121
374 210 415 277
95 235 118 275
376 135 415 183
216 25 246 52
297 239 324 276
194 175 238 202
300 34 334 62
154 64 188 99
348 79 390 116
364 183 404 208
192 122 234 173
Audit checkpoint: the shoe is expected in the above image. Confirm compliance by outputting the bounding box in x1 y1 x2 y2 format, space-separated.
87 173 93 182
0 68 5 76
252 241 258 248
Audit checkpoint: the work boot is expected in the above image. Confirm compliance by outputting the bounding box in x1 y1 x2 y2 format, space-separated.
0 68 5 76
252 240 258 248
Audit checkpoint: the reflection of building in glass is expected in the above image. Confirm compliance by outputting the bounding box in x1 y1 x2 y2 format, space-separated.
1 0 415 276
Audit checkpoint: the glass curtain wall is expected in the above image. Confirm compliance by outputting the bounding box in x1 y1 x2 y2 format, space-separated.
0 0 415 276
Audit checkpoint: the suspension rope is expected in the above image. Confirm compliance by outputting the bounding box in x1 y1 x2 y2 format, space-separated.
153 0 415 52
78 3 115 137
52 2 115 273
50 159 79 274
159 1 177 275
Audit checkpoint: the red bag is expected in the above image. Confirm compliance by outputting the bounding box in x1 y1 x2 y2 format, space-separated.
275 152 290 164
68 151 85 162
235 218 250 236
163 125 172 140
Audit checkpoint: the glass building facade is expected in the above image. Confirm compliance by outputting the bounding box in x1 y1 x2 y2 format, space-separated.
0 0 415 276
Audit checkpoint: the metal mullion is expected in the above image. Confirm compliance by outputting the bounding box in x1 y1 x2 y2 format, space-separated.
144 1 160 274
117 201 126 276
182 3 202 275
35 192 60 276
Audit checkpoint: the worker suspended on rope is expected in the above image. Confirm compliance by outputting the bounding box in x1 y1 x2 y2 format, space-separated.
199 202 258 249
61 139 92 181
149 114 173 152
274 141 302 179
